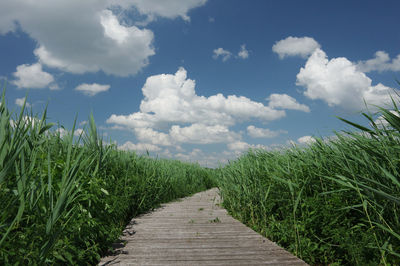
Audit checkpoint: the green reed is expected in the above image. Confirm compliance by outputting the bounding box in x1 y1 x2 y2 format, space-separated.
0 90 216 265
218 98 400 265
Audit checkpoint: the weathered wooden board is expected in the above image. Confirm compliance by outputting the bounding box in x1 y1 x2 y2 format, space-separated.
99 188 308 266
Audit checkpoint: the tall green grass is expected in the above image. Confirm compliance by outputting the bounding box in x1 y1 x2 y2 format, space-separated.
0 91 216 265
218 100 400 265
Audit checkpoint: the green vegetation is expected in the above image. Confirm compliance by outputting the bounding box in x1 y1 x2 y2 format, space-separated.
2 86 400 266
217 98 400 265
0 91 216 265
209 217 221 223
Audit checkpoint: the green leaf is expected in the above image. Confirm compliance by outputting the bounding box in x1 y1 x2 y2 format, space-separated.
379 166 400 188
337 116 377 136
100 188 109 195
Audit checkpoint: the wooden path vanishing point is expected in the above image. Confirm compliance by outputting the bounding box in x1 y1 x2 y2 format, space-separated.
99 188 308 266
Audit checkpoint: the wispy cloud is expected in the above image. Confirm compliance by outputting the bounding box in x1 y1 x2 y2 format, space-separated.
267 93 310 112
75 83 110 96
356 51 400 73
212 48 232 62
213 44 250 61
15 97 31 108
237 44 249 59
247 125 287 138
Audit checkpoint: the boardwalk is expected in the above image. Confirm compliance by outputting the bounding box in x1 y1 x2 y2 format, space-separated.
99 188 308 266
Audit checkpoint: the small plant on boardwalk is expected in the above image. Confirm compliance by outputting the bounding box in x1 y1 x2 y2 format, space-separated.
209 217 221 223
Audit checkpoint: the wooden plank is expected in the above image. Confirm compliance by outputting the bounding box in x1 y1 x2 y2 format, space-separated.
99 188 308 266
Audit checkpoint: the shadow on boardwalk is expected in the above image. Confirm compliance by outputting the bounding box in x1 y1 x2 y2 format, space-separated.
99 188 308 266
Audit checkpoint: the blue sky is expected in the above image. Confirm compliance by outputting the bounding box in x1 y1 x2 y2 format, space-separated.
1 0 400 166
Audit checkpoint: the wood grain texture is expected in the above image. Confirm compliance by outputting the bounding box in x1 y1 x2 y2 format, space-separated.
99 188 308 266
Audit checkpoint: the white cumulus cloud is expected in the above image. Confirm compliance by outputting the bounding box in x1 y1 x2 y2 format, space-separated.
272 36 320 59
129 0 207 22
297 135 316 144
134 127 173 146
267 93 310 112
118 141 161 152
174 148 229 167
356 51 400 73
12 63 54 89
227 141 250 152
75 83 110 96
107 67 287 147
33 8 154 76
100 10 132 45
170 123 240 144
227 140 268 152
107 67 285 129
247 125 287 138
0 1 207 77
296 48 397 111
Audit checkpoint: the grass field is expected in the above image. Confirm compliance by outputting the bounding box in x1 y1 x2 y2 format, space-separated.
217 98 400 265
0 91 216 264
1 88 400 265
